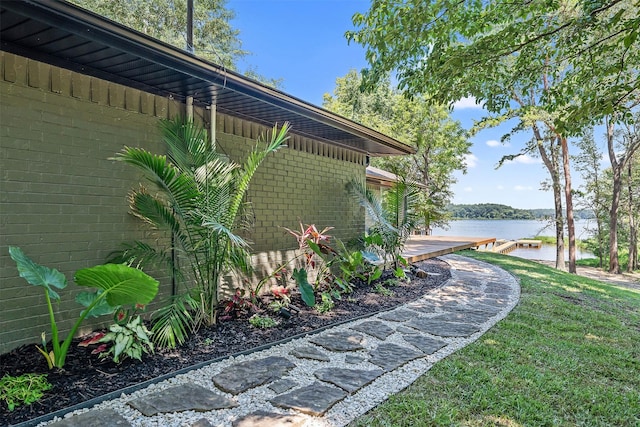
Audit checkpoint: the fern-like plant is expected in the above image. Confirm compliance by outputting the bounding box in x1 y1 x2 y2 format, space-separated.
111 118 289 348
347 177 420 269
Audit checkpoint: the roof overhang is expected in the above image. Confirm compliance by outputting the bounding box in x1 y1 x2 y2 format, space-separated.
0 1 414 156
366 166 426 189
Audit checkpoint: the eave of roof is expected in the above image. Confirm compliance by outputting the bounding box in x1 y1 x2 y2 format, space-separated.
0 1 414 156
366 166 426 189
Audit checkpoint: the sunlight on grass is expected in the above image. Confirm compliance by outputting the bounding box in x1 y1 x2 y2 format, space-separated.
350 250 640 427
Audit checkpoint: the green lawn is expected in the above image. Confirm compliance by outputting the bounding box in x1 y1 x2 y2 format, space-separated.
350 251 640 427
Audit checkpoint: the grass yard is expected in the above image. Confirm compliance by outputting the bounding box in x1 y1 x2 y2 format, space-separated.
350 251 640 427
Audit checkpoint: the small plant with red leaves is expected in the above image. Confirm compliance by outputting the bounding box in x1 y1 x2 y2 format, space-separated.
268 283 291 313
219 289 258 320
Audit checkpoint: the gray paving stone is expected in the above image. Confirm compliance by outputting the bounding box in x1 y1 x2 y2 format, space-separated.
369 343 424 371
406 300 438 314
378 309 416 322
270 382 347 416
431 309 494 324
351 320 395 340
192 419 214 427
232 410 306 427
290 345 330 361
396 325 419 334
47 409 131 427
484 281 513 295
128 383 237 416
468 302 503 314
309 331 364 352
345 354 366 364
476 297 510 306
269 379 297 394
401 334 447 354
407 318 481 337
212 356 295 394
314 367 384 393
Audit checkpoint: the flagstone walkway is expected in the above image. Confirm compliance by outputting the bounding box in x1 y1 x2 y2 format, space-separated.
43 255 520 427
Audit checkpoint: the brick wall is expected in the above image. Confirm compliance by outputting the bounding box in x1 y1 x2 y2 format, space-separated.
0 52 366 353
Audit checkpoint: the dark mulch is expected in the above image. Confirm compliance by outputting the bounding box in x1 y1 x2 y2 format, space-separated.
0 259 450 426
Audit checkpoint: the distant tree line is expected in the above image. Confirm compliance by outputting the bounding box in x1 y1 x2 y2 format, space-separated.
448 204 595 220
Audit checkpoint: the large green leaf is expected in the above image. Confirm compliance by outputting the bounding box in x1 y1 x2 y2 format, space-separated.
9 246 67 300
292 268 315 307
74 264 158 307
75 290 116 318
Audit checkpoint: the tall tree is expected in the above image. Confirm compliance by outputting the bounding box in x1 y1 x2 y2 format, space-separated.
626 152 639 272
606 112 640 272
71 0 247 68
574 133 607 269
347 0 639 273
323 70 471 231
627 150 640 273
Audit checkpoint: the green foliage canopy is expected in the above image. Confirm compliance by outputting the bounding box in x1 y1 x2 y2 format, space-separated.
71 0 246 68
347 0 639 134
324 70 471 229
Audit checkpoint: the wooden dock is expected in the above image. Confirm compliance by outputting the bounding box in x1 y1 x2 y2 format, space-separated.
493 239 542 254
403 235 497 263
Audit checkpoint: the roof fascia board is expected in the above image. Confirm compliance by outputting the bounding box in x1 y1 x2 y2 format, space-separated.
4 1 414 155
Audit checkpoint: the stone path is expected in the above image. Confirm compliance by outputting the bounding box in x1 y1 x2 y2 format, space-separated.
43 255 520 427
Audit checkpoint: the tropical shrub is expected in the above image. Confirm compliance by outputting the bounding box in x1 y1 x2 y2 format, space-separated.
95 315 154 363
8 246 159 369
347 178 420 270
111 118 289 348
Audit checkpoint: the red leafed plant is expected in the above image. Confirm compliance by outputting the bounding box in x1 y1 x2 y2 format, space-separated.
220 289 258 320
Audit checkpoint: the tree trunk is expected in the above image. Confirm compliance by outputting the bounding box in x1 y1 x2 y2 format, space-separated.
533 125 565 270
560 136 577 273
606 118 622 273
628 160 638 272
609 168 622 274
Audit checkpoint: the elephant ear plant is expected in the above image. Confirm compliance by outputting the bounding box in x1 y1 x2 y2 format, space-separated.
9 246 159 369
111 118 289 349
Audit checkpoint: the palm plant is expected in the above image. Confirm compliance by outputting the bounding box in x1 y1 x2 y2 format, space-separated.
112 117 289 348
347 177 420 269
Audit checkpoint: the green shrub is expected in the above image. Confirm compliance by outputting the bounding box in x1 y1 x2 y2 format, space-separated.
0 374 52 411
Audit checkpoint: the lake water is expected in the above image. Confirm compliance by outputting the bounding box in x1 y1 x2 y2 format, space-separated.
431 219 596 261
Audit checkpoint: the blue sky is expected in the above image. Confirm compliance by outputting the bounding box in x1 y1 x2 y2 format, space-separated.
228 0 581 210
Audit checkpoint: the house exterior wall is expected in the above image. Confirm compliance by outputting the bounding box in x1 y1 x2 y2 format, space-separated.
0 52 365 353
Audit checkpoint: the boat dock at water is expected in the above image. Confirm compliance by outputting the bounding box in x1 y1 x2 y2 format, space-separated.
492 239 542 254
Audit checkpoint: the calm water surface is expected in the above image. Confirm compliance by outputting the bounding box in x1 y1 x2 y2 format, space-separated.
431 219 595 261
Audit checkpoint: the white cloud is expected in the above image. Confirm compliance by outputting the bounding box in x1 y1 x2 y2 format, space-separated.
453 96 484 110
486 139 510 148
504 154 541 165
514 185 534 191
464 186 473 192
463 153 478 168
497 185 504 190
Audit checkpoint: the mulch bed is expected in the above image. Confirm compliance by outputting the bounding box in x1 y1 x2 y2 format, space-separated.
0 258 451 426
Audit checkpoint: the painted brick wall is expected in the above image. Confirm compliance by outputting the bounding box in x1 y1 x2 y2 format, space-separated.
0 52 366 353
0 52 183 353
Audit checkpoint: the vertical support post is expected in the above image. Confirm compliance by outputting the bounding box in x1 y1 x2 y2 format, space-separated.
187 0 194 53
210 100 217 150
186 96 193 121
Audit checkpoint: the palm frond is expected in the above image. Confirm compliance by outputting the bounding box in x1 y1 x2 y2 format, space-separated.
346 179 396 233
226 123 289 227
151 293 198 349
114 147 200 212
107 241 182 282
160 117 213 172
194 158 238 188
